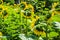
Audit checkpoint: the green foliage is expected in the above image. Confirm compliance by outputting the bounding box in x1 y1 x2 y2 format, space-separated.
0 0 60 40
48 32 59 38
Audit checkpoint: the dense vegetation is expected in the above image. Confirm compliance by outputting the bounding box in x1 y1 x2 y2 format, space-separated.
0 0 60 40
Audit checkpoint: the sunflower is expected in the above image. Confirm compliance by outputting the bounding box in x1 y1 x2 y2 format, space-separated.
0 5 8 19
22 10 34 18
30 16 46 36
21 4 34 18
20 2 34 18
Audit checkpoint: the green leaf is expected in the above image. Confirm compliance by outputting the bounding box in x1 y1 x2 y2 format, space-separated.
48 32 59 38
52 14 60 22
2 36 7 40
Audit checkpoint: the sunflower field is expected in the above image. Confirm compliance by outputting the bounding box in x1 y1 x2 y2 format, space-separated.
0 0 60 40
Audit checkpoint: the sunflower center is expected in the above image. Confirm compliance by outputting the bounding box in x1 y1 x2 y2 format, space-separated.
24 9 31 16
36 27 43 31
20 3 25 9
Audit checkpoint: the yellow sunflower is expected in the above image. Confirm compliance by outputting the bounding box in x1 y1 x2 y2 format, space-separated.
22 11 34 18
30 16 46 36
21 4 34 18
0 5 8 19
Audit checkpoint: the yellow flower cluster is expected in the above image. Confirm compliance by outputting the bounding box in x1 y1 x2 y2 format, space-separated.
20 2 46 36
